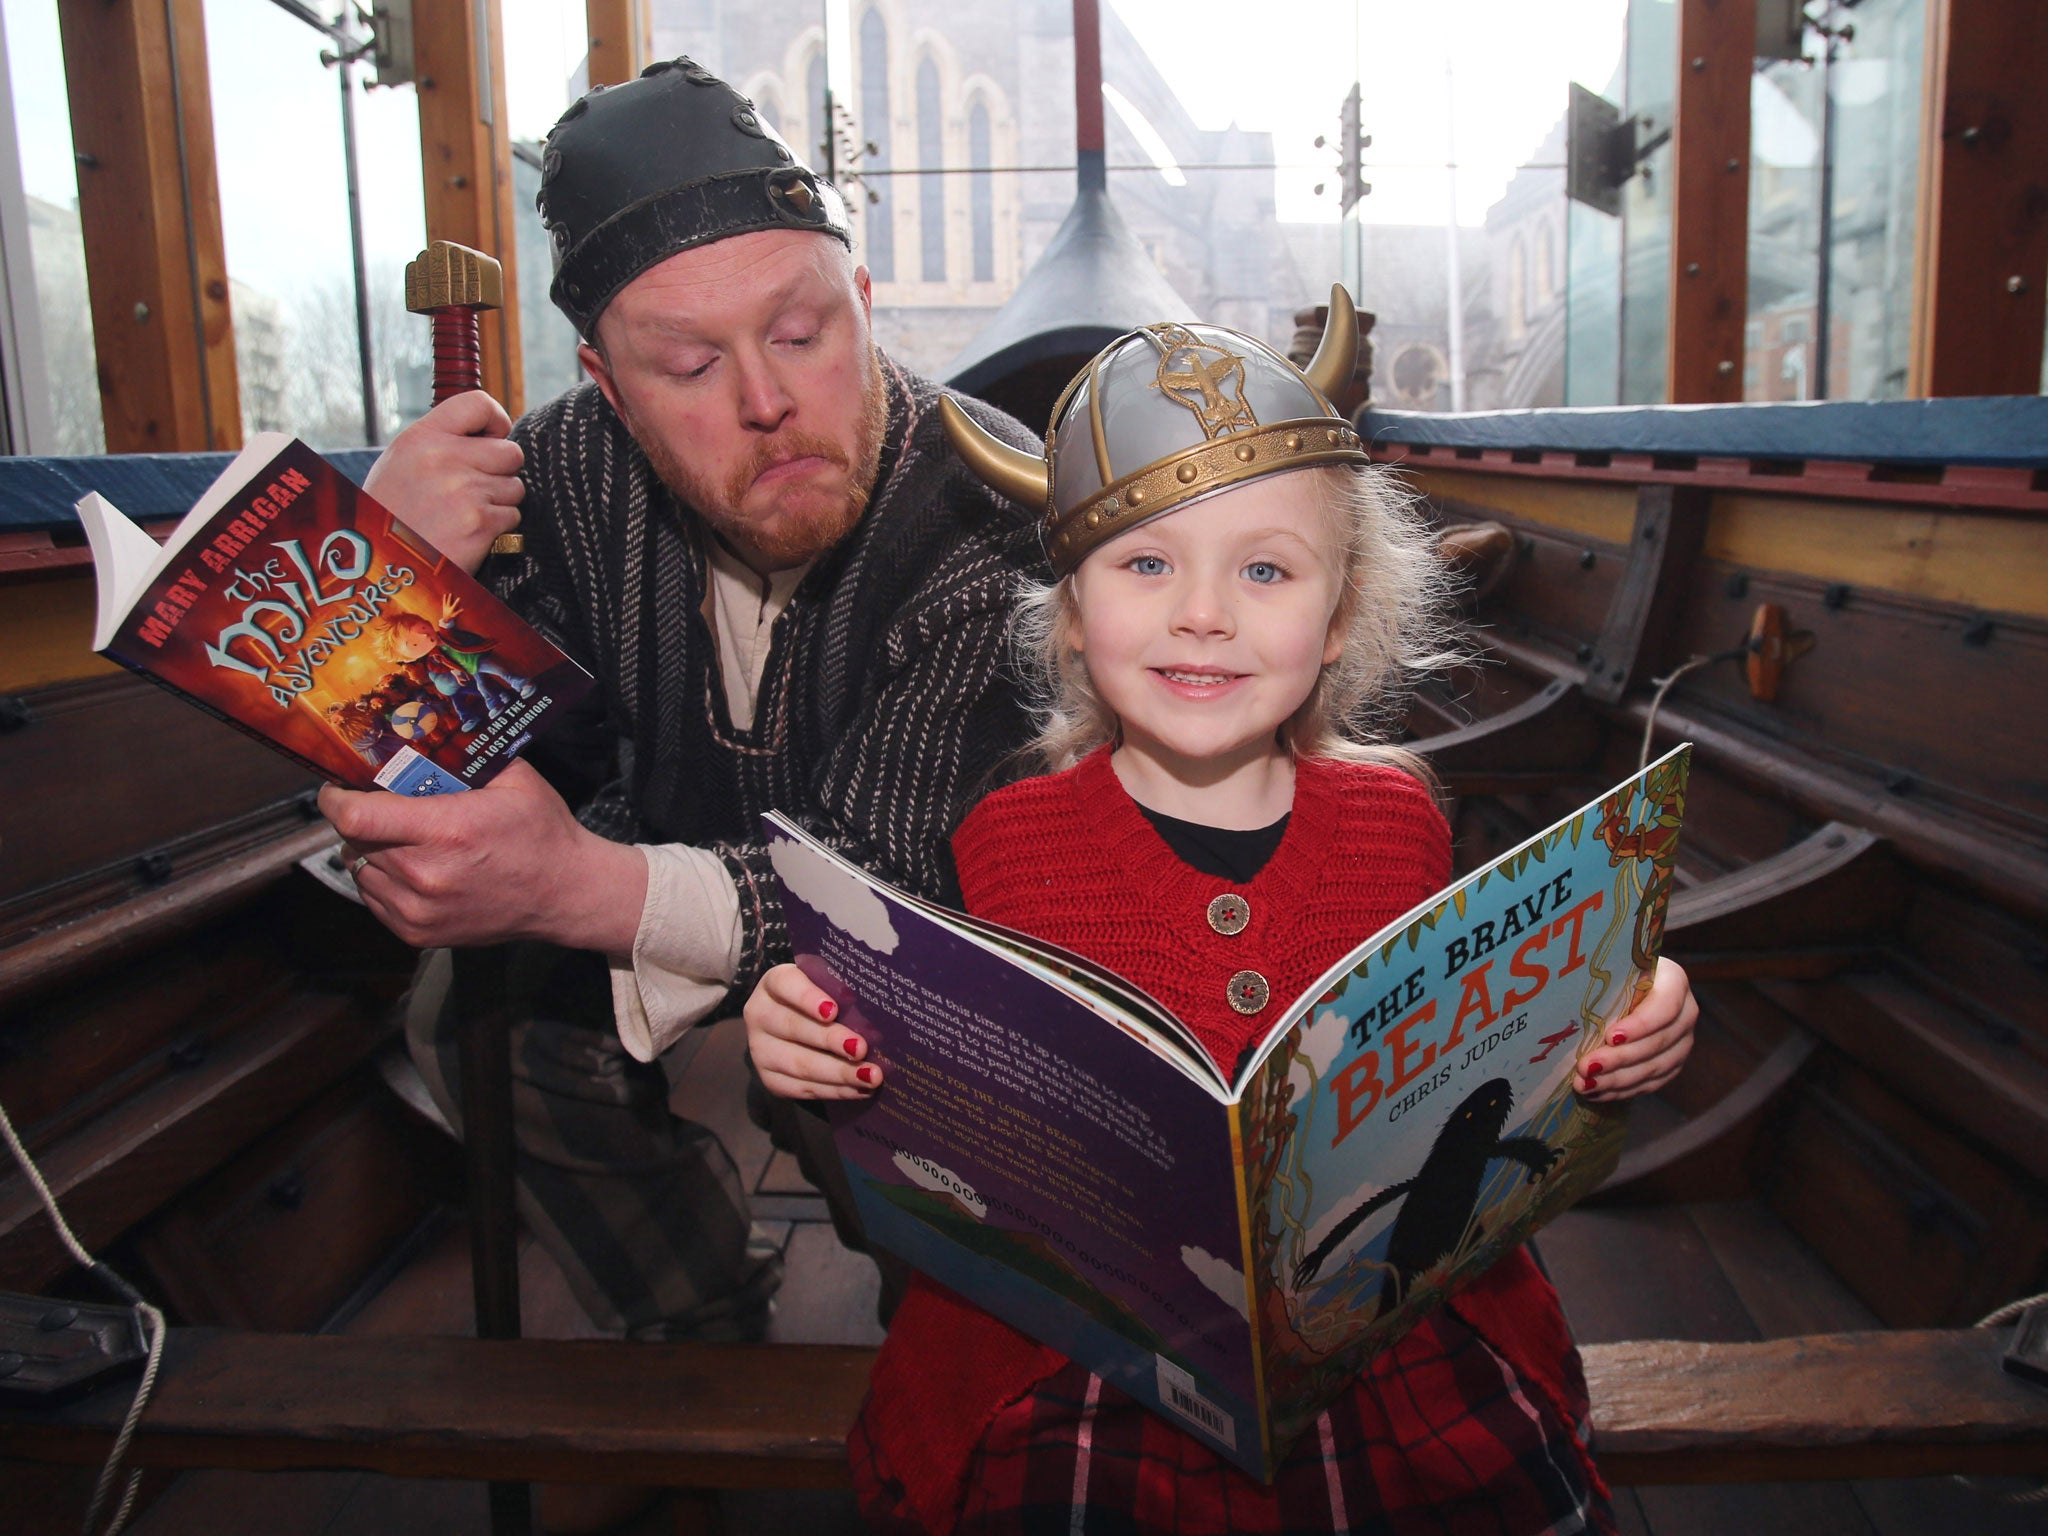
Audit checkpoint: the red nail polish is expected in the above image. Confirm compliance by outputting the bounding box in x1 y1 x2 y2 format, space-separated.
856 1065 875 1085
1611 1032 1628 1045
818 998 837 1021
841 1036 860 1058
1586 1061 1602 1076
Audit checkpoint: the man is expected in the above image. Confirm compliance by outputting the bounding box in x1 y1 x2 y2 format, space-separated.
322 58 1043 1343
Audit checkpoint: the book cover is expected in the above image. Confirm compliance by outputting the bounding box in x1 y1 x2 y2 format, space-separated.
78 435 592 795
766 746 1689 1479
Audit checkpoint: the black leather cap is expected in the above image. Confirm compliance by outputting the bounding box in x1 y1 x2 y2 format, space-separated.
538 57 850 338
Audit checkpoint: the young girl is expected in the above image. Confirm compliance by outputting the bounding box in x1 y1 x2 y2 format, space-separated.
746 303 1697 1534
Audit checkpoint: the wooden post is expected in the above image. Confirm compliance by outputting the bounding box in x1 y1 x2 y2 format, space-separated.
56 0 240 453
1909 0 2048 397
414 0 524 416
1666 0 1756 404
584 0 647 91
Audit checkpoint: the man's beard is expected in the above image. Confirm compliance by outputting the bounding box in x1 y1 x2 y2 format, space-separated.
634 347 889 569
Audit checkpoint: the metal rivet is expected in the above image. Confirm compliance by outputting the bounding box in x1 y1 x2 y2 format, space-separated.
1234 444 1254 462
1725 573 1749 599
1579 549 1596 570
133 302 150 323
1962 616 1994 646
1576 642 1595 663
1691 55 1706 70
2008 275 2028 294
1685 262 1701 276
1823 582 1851 610
1128 487 1146 506
38 1306 78 1332
1726 157 1741 172
1085 509 1102 528
1284 433 1302 450
1177 461 1199 483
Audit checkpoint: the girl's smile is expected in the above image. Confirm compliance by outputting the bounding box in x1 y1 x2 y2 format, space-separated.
1071 473 1345 826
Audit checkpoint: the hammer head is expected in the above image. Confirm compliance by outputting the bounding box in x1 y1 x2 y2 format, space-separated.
406 241 504 314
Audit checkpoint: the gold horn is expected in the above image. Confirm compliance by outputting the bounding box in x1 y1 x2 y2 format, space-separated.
939 396 1051 511
1304 284 1359 403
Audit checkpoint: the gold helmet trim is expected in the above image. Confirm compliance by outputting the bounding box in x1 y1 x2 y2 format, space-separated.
1045 418 1367 573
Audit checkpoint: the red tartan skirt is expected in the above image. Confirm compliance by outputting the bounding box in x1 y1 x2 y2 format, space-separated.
850 1256 1614 1536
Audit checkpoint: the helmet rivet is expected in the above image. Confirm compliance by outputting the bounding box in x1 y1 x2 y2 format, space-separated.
1176 462 1199 484
1327 428 1340 444
1284 433 1302 451
1234 444 1254 462
1085 509 1102 528
1129 487 1147 506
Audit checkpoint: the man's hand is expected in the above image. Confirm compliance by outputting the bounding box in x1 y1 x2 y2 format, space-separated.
321 760 646 954
364 390 525 574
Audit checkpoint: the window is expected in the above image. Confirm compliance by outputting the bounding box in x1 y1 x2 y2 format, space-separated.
859 8 893 283
917 56 944 282
969 98 994 283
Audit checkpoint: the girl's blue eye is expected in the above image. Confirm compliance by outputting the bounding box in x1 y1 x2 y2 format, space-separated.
1243 560 1285 584
1128 555 1170 577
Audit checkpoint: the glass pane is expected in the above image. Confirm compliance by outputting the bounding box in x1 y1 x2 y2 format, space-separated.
351 74 429 433
1 0 101 452
1827 0 1924 400
1618 0 1675 404
1747 58 1824 401
204 0 369 446
1565 201 1621 404
503 0 588 409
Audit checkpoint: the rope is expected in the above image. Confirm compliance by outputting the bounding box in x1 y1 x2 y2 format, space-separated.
1954 1292 2048 1504
1636 646 1750 773
0 1093 166 1536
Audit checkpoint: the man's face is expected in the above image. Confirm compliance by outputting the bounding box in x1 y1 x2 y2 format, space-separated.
581 229 886 571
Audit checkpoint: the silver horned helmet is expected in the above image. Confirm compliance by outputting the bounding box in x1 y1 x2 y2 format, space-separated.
941 286 1367 576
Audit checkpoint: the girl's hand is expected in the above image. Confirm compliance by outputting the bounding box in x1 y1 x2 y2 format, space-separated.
1575 957 1696 1102
743 963 880 1100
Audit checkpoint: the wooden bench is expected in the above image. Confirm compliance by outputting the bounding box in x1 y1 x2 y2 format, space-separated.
5 1326 2046 1490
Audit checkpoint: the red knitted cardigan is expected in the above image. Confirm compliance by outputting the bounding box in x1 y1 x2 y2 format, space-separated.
856 748 1588 1533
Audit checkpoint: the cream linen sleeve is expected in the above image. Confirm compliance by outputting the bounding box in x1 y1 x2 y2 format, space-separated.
608 842 744 1063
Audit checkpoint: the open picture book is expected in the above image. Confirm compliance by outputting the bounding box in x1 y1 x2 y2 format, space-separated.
766 744 1689 1481
76 434 590 795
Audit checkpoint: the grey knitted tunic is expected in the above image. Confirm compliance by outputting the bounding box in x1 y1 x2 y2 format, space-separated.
487 354 1046 996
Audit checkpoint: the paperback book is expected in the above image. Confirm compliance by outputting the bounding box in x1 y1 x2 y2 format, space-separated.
766 745 1689 1480
77 434 590 796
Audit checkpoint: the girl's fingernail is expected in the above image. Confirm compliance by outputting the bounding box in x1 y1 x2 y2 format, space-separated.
856 1065 875 1085
1586 1061 1602 1076
818 998 837 1021
841 1036 860 1058
1611 1032 1628 1045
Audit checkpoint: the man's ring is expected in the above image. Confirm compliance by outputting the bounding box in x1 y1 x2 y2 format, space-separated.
350 853 371 878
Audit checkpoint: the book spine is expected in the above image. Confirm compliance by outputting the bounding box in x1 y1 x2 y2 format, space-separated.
101 646 370 790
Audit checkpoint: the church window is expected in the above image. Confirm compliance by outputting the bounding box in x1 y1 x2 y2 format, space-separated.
918 57 944 282
859 9 894 282
970 100 994 282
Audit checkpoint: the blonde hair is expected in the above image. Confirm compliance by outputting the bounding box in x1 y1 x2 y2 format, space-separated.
1011 462 1465 779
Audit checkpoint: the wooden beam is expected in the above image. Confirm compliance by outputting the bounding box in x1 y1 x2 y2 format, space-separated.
1666 0 1755 404
1584 484 1711 704
414 0 523 415
1909 0 2048 397
8 1328 2048 1488
584 0 648 91
56 0 240 452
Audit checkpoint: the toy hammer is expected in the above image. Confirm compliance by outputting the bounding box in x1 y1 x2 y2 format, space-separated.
405 240 523 557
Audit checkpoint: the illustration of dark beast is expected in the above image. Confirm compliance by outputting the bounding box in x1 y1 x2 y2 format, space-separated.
1292 1078 1556 1310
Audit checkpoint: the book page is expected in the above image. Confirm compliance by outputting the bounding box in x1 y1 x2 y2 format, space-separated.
1235 748 1689 1458
767 822 1268 1471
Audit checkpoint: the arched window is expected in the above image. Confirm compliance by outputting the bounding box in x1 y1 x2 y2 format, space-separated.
1535 221 1555 304
970 99 994 282
755 84 782 138
807 52 827 166
1508 237 1527 339
859 9 894 282
917 57 945 282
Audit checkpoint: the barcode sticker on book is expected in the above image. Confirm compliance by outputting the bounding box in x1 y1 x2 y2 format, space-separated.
1155 1356 1235 1449
374 747 470 797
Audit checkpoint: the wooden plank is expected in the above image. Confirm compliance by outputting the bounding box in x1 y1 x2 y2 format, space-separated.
1584 484 1711 703
583 0 647 90
55 0 239 451
1587 1330 2048 1484
1667 0 1755 404
7 1327 2046 1488
0 823 337 1009
1664 824 1909 961
1910 0 2048 397
0 572 119 692
0 991 393 1291
1424 470 1641 544
413 0 523 415
1412 677 1605 787
0 1331 872 1488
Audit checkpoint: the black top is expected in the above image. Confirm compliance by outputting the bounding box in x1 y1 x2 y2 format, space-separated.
1139 806 1291 884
